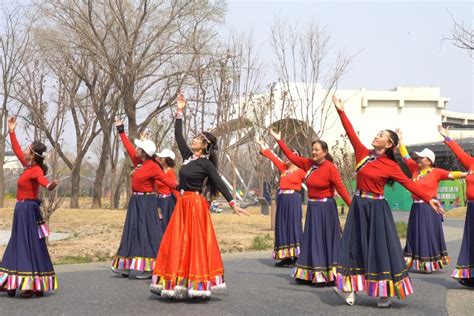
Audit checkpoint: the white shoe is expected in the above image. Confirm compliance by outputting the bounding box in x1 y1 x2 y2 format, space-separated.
110 266 129 277
136 272 152 279
332 287 355 306
377 297 391 308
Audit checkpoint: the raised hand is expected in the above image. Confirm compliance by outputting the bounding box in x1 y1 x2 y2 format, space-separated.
8 117 17 132
233 205 251 217
438 125 449 138
269 129 281 141
332 95 344 111
177 93 186 111
114 117 123 127
255 138 269 151
396 128 403 143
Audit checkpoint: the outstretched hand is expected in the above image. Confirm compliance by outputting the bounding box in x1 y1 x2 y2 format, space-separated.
438 125 449 138
8 117 17 132
114 117 123 127
332 95 344 111
269 129 281 141
429 199 445 216
47 180 59 191
255 138 269 151
233 205 251 217
396 128 403 142
177 93 186 111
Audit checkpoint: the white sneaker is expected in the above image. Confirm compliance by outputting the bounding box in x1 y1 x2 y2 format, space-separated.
332 287 356 306
136 272 152 279
377 297 391 308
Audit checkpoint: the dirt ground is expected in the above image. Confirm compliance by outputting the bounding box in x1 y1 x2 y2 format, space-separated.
0 198 348 265
444 206 467 219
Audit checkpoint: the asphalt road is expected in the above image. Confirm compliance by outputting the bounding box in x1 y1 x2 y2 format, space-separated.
0 213 473 315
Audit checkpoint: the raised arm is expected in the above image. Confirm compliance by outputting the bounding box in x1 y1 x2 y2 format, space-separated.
261 149 287 172
274 137 312 171
32 168 58 190
332 96 369 162
8 117 26 167
329 163 352 206
438 125 473 170
115 118 141 166
175 94 193 160
149 164 177 189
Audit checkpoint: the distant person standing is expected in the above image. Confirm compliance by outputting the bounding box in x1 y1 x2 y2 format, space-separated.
438 125 474 287
110 118 177 279
270 130 351 285
0 117 58 298
256 138 306 267
397 128 467 273
154 149 179 232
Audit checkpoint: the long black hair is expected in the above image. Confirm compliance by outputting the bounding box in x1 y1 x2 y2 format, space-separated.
311 140 334 162
383 129 399 187
202 131 219 198
30 141 48 175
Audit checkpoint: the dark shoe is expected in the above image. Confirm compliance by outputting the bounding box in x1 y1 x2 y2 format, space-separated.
7 290 16 297
21 290 35 298
35 291 44 297
459 278 474 287
275 258 292 267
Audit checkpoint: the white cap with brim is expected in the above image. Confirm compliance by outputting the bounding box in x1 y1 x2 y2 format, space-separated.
134 139 156 157
155 148 176 161
414 148 435 164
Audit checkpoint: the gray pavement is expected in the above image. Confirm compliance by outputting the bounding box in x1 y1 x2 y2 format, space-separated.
0 212 473 315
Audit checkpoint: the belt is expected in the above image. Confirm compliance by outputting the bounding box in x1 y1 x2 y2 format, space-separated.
355 190 384 200
308 198 329 202
17 199 41 203
180 190 201 196
132 192 155 195
413 200 424 203
279 190 295 194
157 194 172 198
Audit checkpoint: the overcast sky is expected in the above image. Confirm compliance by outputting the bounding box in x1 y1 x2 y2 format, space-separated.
224 0 473 113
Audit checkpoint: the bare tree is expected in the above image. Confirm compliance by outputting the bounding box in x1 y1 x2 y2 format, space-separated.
449 17 474 54
269 18 352 154
0 5 30 207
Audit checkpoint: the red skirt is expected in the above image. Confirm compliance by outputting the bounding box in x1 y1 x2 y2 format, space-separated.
150 192 225 298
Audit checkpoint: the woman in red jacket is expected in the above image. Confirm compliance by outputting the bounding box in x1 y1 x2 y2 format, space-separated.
0 117 58 298
270 130 351 284
154 149 179 232
397 129 467 273
110 118 177 279
331 96 443 308
438 125 474 287
256 138 306 267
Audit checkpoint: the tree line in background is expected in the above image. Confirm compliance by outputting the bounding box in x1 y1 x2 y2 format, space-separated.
0 0 471 218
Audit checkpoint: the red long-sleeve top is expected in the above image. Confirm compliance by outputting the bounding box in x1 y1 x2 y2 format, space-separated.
444 138 474 200
401 153 451 200
10 131 51 200
276 140 352 205
155 168 180 199
337 109 432 203
119 131 177 192
261 149 306 191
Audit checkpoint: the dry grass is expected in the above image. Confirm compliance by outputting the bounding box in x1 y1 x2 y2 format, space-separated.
0 200 349 264
445 206 467 219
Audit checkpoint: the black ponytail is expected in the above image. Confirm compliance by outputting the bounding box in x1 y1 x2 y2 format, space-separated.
202 131 219 198
384 129 399 187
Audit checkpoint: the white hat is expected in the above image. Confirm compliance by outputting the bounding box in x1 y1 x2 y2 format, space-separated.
156 148 176 160
414 148 435 164
134 139 156 157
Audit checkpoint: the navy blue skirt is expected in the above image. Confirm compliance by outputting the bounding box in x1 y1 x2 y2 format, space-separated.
111 194 162 272
273 191 303 260
336 196 413 299
404 202 449 272
157 195 176 232
291 198 341 283
452 201 474 280
0 200 57 292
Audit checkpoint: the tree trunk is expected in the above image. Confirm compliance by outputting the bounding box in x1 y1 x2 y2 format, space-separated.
113 162 128 209
0 135 6 208
69 164 82 208
92 134 111 208
109 165 116 209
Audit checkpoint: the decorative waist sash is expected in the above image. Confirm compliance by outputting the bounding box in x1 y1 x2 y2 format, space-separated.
279 190 296 194
355 190 384 200
132 192 155 195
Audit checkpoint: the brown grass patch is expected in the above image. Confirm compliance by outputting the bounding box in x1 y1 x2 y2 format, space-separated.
0 201 348 264
445 206 467 219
